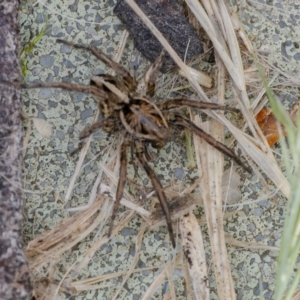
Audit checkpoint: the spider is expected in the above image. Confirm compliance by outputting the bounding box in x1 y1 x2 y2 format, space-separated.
22 39 250 247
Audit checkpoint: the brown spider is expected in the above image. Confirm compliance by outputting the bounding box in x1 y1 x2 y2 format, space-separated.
22 39 250 247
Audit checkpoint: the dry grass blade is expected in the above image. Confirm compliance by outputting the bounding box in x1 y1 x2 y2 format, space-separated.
98 183 151 217
149 193 198 230
74 209 135 272
180 213 209 300
178 66 212 88
217 0 245 86
64 109 100 202
193 116 235 300
66 170 104 212
202 0 226 38
229 10 254 54
183 261 195 299
225 235 279 251
112 223 147 300
26 195 105 264
141 255 180 300
70 266 160 291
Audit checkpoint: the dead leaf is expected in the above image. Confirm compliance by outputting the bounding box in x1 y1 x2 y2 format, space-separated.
256 108 285 147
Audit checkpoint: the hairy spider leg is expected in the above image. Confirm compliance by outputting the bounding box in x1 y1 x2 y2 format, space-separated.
21 81 107 100
160 98 240 113
135 141 176 248
70 119 115 156
145 50 165 97
143 144 154 162
78 120 114 141
56 39 137 92
130 139 140 180
108 137 129 237
174 115 252 173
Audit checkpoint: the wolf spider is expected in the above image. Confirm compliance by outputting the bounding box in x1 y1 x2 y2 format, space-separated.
22 39 250 247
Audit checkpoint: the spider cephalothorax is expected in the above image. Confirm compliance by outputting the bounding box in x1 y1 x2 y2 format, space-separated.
22 39 250 247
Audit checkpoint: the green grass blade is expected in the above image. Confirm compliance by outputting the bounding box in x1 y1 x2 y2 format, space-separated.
21 23 48 78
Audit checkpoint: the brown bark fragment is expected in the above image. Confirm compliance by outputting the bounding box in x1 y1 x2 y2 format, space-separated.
114 0 203 73
0 1 32 299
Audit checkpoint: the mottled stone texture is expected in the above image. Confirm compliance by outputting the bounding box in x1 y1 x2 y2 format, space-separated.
114 0 203 73
0 1 32 299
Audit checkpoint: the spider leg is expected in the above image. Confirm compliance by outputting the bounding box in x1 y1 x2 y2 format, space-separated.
108 136 129 237
79 120 112 141
145 50 165 97
143 144 153 162
174 115 252 173
21 81 107 100
161 99 239 113
57 39 137 91
135 141 176 248
130 139 140 180
70 119 114 156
